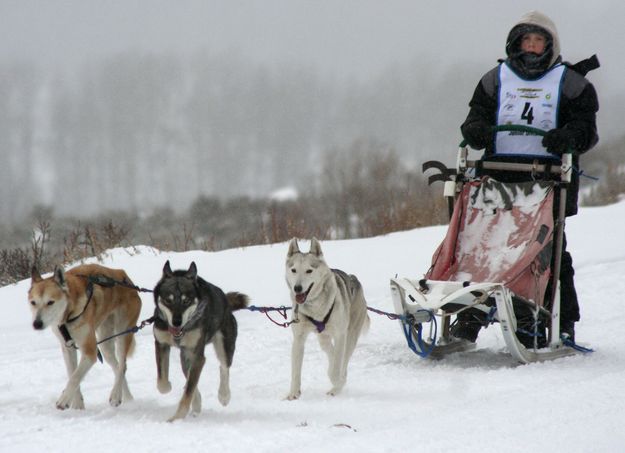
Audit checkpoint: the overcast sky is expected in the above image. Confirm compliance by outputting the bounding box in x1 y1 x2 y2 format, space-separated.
1 0 621 145
1 0 620 82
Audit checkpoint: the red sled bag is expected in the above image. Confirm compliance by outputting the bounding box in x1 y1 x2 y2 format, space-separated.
426 177 554 307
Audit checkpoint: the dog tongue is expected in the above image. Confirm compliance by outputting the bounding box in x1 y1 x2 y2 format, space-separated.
169 326 183 337
295 293 307 304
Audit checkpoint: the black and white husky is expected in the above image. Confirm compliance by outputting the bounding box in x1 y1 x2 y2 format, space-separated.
152 261 248 421
285 238 369 400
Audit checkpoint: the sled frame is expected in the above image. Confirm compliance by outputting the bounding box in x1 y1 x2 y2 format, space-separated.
395 130 586 363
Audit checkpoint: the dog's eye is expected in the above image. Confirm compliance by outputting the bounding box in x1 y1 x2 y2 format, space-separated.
158 297 170 306
30 300 36 306
306 269 313 274
291 268 296 273
47 300 55 306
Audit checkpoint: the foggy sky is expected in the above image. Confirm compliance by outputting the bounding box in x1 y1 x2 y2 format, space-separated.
0 0 622 224
1 0 621 87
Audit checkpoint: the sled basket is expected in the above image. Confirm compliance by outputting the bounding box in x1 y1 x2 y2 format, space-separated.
427 177 554 308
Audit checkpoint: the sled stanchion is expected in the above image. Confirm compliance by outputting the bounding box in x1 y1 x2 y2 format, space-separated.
548 152 572 346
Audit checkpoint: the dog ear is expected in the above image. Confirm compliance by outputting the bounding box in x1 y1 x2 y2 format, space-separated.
53 266 67 288
287 238 300 257
310 237 323 257
163 260 173 277
186 262 197 279
31 266 42 283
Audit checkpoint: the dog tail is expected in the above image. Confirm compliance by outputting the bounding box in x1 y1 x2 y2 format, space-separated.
226 292 249 311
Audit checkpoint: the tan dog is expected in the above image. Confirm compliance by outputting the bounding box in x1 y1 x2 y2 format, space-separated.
29 264 142 410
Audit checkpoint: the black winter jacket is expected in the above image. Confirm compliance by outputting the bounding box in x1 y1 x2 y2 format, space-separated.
461 61 599 216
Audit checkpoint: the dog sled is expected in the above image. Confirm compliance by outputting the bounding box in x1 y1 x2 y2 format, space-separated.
390 125 591 363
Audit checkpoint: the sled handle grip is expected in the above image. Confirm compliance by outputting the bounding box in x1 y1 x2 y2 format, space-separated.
458 124 546 148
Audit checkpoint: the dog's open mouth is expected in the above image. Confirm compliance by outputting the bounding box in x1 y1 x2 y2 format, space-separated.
295 283 313 304
168 326 184 338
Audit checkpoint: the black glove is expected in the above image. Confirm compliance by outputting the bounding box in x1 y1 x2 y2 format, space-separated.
542 128 575 155
462 122 491 150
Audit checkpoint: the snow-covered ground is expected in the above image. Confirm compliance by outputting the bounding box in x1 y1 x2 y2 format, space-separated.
1 200 624 453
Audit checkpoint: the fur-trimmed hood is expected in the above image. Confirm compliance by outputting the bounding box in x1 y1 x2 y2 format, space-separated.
506 10 561 69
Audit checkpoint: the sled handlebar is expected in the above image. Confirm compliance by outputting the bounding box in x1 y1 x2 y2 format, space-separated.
458 124 546 148
457 124 573 182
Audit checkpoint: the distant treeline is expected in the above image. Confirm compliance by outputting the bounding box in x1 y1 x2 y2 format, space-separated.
0 144 449 285
0 52 479 223
1 50 621 284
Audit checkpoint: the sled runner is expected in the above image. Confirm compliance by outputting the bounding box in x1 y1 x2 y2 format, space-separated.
390 125 591 363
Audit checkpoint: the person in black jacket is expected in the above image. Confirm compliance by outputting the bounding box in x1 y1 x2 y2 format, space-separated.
454 10 599 344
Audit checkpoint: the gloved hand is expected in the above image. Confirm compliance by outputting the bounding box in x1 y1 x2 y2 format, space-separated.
542 128 575 155
462 122 492 150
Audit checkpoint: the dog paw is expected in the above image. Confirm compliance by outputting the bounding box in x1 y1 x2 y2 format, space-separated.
109 395 122 407
157 380 172 394
56 391 73 410
167 409 188 423
285 390 301 401
70 393 85 410
109 386 123 407
327 377 345 396
218 389 231 407
191 392 202 415
326 386 343 397
167 401 191 422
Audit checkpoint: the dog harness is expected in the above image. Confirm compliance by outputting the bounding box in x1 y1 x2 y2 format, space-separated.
304 302 334 333
58 280 103 362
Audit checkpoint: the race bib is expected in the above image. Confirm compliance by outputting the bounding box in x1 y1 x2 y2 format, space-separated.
495 63 566 158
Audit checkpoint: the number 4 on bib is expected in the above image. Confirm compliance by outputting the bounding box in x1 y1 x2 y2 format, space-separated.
521 102 534 125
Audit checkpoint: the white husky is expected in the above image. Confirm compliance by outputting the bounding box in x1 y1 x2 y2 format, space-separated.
284 238 369 399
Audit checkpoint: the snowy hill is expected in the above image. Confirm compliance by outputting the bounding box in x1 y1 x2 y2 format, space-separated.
2 200 624 452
